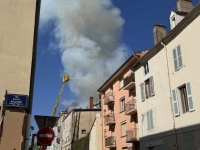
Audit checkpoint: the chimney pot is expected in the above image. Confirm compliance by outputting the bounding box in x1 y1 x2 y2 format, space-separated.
89 97 94 109
153 23 167 45
177 0 193 12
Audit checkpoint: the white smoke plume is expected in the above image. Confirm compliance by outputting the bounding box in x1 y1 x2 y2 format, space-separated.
40 0 126 107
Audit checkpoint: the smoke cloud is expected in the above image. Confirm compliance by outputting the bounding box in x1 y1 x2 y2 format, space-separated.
40 0 126 107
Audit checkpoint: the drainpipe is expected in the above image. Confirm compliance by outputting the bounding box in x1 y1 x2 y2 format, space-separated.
24 0 41 149
161 42 178 150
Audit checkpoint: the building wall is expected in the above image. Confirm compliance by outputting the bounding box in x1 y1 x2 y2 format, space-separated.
102 69 137 150
135 49 175 150
135 7 200 150
60 112 72 150
170 11 185 30
89 118 102 150
0 0 36 150
47 126 61 150
166 14 200 150
78 111 101 139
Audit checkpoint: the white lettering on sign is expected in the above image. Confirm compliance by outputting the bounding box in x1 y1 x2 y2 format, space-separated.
39 134 53 138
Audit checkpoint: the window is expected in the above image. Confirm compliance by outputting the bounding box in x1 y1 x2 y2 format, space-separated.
140 76 154 101
173 45 183 71
81 129 86 134
145 79 151 98
110 86 113 94
119 77 124 88
171 82 195 117
147 110 154 131
179 85 189 113
104 129 107 137
171 15 177 29
183 132 196 150
143 62 149 75
121 121 126 136
110 125 115 136
120 97 125 111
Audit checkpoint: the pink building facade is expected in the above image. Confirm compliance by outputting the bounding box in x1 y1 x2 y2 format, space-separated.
98 51 148 150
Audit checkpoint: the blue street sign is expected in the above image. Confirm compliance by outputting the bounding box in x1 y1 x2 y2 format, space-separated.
6 94 28 108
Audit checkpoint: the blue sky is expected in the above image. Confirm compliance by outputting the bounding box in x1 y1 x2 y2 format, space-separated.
31 0 199 131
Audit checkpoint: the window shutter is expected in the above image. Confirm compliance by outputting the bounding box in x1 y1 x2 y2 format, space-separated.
143 65 145 76
186 82 195 112
150 110 154 129
150 76 155 96
171 89 180 116
147 111 150 130
177 46 183 69
140 82 145 101
173 48 178 71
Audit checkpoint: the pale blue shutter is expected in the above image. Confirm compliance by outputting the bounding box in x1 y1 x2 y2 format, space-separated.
147 111 150 130
150 110 154 130
186 82 195 112
150 76 155 96
140 82 145 101
173 49 178 71
171 89 180 116
177 46 183 69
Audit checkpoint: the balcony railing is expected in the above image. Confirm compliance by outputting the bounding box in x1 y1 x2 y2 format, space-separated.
124 73 135 90
104 113 115 126
126 128 138 143
125 99 137 115
104 92 114 105
105 136 116 147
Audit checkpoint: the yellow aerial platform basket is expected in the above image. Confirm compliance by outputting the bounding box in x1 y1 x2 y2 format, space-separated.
62 75 69 82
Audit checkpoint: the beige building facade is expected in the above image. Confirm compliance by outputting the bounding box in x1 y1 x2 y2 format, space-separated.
134 1 200 150
98 51 148 150
0 0 37 149
58 107 101 150
89 118 102 150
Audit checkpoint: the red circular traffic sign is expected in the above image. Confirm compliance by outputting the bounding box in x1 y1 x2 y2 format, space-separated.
37 127 55 145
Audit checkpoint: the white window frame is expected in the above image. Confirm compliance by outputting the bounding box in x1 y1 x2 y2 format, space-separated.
121 121 126 136
172 82 195 117
120 97 125 111
141 76 154 101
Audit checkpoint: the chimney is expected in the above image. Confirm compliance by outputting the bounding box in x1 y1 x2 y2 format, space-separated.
89 97 94 109
153 23 167 45
177 0 194 12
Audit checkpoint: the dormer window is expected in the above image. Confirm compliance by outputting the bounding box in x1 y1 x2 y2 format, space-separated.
171 15 177 29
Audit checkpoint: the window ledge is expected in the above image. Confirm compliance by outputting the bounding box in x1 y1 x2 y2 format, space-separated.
118 86 124 91
121 135 127 138
119 110 125 114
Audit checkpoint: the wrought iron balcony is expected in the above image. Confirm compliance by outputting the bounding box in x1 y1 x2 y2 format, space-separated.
124 73 135 90
104 92 114 105
126 128 138 143
125 99 137 115
105 136 116 147
104 113 115 126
